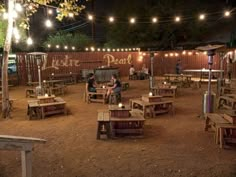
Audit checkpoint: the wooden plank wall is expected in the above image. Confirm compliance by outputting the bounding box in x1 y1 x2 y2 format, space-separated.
16 50 236 85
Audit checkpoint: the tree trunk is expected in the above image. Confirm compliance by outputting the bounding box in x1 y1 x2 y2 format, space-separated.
2 0 14 118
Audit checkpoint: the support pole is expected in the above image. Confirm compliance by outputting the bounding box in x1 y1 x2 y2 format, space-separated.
207 51 214 113
149 51 154 90
21 150 32 177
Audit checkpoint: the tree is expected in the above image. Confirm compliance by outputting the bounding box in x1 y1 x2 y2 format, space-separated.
43 32 92 50
0 0 85 118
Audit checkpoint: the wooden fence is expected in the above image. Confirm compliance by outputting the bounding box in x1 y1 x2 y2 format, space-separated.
15 50 236 85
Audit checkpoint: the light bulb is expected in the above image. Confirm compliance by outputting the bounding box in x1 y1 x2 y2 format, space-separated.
45 19 52 28
27 37 33 45
130 17 136 24
64 46 68 50
175 16 180 22
109 16 114 23
48 9 53 15
152 17 157 23
199 14 205 20
88 14 93 21
224 11 230 17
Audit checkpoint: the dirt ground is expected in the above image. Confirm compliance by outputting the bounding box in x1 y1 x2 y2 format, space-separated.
0 78 236 177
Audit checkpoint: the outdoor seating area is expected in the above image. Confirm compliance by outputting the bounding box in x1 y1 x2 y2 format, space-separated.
1 1 236 175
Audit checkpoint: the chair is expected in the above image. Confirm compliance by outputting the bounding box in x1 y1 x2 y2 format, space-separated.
109 92 122 105
129 74 138 80
84 83 106 104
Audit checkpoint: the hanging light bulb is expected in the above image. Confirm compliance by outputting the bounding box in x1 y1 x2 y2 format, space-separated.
27 37 33 45
152 17 158 23
130 17 136 24
72 46 75 50
47 44 51 48
224 10 231 17
56 45 60 49
15 3 23 12
175 16 181 22
45 19 52 28
64 46 68 50
48 9 53 15
108 16 114 23
88 14 93 21
199 14 205 20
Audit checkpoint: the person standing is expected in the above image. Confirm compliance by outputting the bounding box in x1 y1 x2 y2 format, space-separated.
227 56 233 80
176 59 182 74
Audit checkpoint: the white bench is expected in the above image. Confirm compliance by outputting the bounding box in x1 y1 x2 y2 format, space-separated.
0 135 46 177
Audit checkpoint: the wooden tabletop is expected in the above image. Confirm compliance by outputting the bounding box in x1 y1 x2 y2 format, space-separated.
205 113 230 124
0 135 46 144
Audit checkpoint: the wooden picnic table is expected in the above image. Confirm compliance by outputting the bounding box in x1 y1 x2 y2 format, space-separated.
0 135 46 177
164 74 192 87
49 73 78 84
108 105 131 118
110 111 145 137
205 113 236 148
97 109 145 139
27 96 67 119
130 98 174 118
151 85 177 98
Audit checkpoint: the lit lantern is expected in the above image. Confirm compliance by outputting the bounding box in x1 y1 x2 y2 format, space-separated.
118 103 123 108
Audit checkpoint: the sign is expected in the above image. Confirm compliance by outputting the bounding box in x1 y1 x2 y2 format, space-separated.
104 54 132 66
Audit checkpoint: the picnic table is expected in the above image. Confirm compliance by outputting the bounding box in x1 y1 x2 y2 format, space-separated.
130 98 174 118
27 96 67 119
0 135 46 177
26 80 66 97
205 113 236 148
164 74 192 87
49 73 78 84
151 85 177 98
97 109 145 139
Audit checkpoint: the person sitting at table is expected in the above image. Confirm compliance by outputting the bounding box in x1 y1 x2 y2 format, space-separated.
87 73 97 92
106 74 121 100
142 64 149 79
129 65 137 79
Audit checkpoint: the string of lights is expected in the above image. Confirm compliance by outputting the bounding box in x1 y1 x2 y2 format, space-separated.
0 2 235 46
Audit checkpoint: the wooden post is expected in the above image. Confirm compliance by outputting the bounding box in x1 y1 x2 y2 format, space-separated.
21 150 32 177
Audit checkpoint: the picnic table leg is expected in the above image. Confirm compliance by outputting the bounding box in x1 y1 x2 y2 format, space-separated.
21 150 32 177
219 127 224 148
205 117 210 131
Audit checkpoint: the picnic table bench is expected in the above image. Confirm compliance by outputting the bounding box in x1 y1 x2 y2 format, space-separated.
220 87 236 96
217 95 236 110
130 98 174 118
205 113 236 148
0 135 46 177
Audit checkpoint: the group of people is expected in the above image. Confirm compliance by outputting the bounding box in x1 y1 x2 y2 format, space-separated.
129 64 149 79
87 73 121 100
